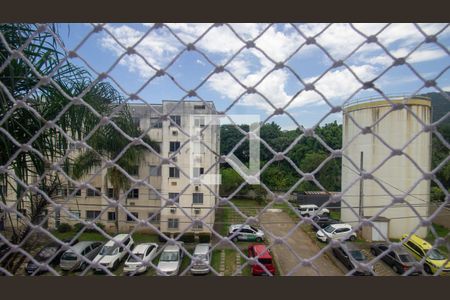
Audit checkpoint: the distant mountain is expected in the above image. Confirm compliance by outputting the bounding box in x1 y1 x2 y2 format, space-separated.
419 92 450 123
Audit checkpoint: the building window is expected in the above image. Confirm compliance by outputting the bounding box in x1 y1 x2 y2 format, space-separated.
107 211 116 221
156 142 162 154
128 166 139 176
193 221 203 230
149 165 161 176
150 117 162 128
169 141 180 152
170 115 181 126
168 193 180 203
168 218 179 229
107 188 114 199
149 189 161 200
194 104 206 110
86 210 101 220
148 212 161 224
69 210 81 220
194 116 205 127
87 188 101 197
169 167 180 178
68 187 81 197
193 193 203 204
193 167 204 177
132 117 140 127
128 188 139 199
127 212 138 222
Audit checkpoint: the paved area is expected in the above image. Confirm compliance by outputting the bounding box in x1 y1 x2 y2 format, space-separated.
260 210 343 276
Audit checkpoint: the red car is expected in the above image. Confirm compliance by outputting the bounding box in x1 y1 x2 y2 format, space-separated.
248 244 276 276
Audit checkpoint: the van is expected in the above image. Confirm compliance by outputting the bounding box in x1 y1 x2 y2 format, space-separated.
248 244 276 276
297 204 330 217
190 244 212 275
401 233 450 275
60 241 103 271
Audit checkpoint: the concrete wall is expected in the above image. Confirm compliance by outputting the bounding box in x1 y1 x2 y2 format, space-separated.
341 98 431 239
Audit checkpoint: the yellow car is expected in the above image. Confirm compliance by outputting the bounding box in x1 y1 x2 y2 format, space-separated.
401 233 450 275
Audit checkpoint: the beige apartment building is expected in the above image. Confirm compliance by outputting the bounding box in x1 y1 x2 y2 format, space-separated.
0 100 220 238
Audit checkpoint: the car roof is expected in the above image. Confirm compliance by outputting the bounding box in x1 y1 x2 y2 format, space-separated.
132 243 155 254
402 234 432 250
194 244 210 255
330 223 351 229
299 204 318 208
163 245 180 252
68 241 97 253
251 244 272 258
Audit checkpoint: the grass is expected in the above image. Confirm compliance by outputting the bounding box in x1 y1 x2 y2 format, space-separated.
426 223 449 254
210 250 221 274
224 249 237 275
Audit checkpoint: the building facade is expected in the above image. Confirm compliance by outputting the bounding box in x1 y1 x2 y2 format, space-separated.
1 100 220 238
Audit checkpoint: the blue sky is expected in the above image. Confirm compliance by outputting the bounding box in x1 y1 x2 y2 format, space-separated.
57 23 450 129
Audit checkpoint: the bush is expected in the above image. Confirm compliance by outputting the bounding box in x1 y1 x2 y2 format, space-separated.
73 222 105 233
198 233 211 243
57 223 72 233
179 233 195 243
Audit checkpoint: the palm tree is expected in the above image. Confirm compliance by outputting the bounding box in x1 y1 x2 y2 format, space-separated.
71 107 159 233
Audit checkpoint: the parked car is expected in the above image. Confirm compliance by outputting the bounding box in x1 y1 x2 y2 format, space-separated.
316 223 357 243
311 216 339 232
370 243 420 275
228 224 265 242
297 204 330 217
26 238 79 275
93 234 135 272
60 241 103 272
123 243 159 275
157 244 184 276
401 233 450 275
190 244 212 275
332 243 374 276
248 244 276 276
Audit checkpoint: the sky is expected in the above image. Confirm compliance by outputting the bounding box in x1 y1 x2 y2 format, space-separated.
57 23 450 129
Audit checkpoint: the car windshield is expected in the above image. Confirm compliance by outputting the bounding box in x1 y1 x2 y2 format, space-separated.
324 225 335 233
38 247 58 259
99 245 117 256
350 250 366 261
160 251 179 262
194 254 208 261
427 249 446 260
250 226 258 232
127 253 144 262
61 251 78 261
398 254 414 263
258 258 272 265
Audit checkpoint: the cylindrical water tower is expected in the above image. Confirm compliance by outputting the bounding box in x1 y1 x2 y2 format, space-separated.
341 96 432 239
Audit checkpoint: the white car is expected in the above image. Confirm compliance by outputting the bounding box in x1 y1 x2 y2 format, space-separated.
157 244 184 276
228 224 265 242
93 234 135 272
316 223 357 243
123 243 159 275
297 204 330 217
190 244 212 275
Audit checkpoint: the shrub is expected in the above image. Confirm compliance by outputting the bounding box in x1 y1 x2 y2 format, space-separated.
179 233 195 243
73 222 105 233
198 233 211 243
73 223 84 232
57 223 72 233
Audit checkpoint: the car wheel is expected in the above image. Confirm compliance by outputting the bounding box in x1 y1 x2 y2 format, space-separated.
232 237 239 243
80 262 87 271
370 248 377 256
349 235 356 242
392 265 400 274
256 237 263 242
112 260 119 271
424 264 432 275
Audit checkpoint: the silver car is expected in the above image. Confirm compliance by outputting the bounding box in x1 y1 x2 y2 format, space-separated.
157 244 184 276
60 241 103 271
190 244 211 275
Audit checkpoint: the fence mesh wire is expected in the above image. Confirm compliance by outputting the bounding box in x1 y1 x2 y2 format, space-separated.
0 23 449 276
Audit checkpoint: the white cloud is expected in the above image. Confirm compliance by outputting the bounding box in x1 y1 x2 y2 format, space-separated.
97 23 450 113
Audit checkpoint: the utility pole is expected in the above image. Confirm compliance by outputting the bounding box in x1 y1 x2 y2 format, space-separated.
359 151 364 218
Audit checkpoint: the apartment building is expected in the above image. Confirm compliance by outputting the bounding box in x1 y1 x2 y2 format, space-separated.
1 100 220 238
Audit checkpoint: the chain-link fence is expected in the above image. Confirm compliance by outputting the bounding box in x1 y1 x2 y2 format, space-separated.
0 23 449 276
